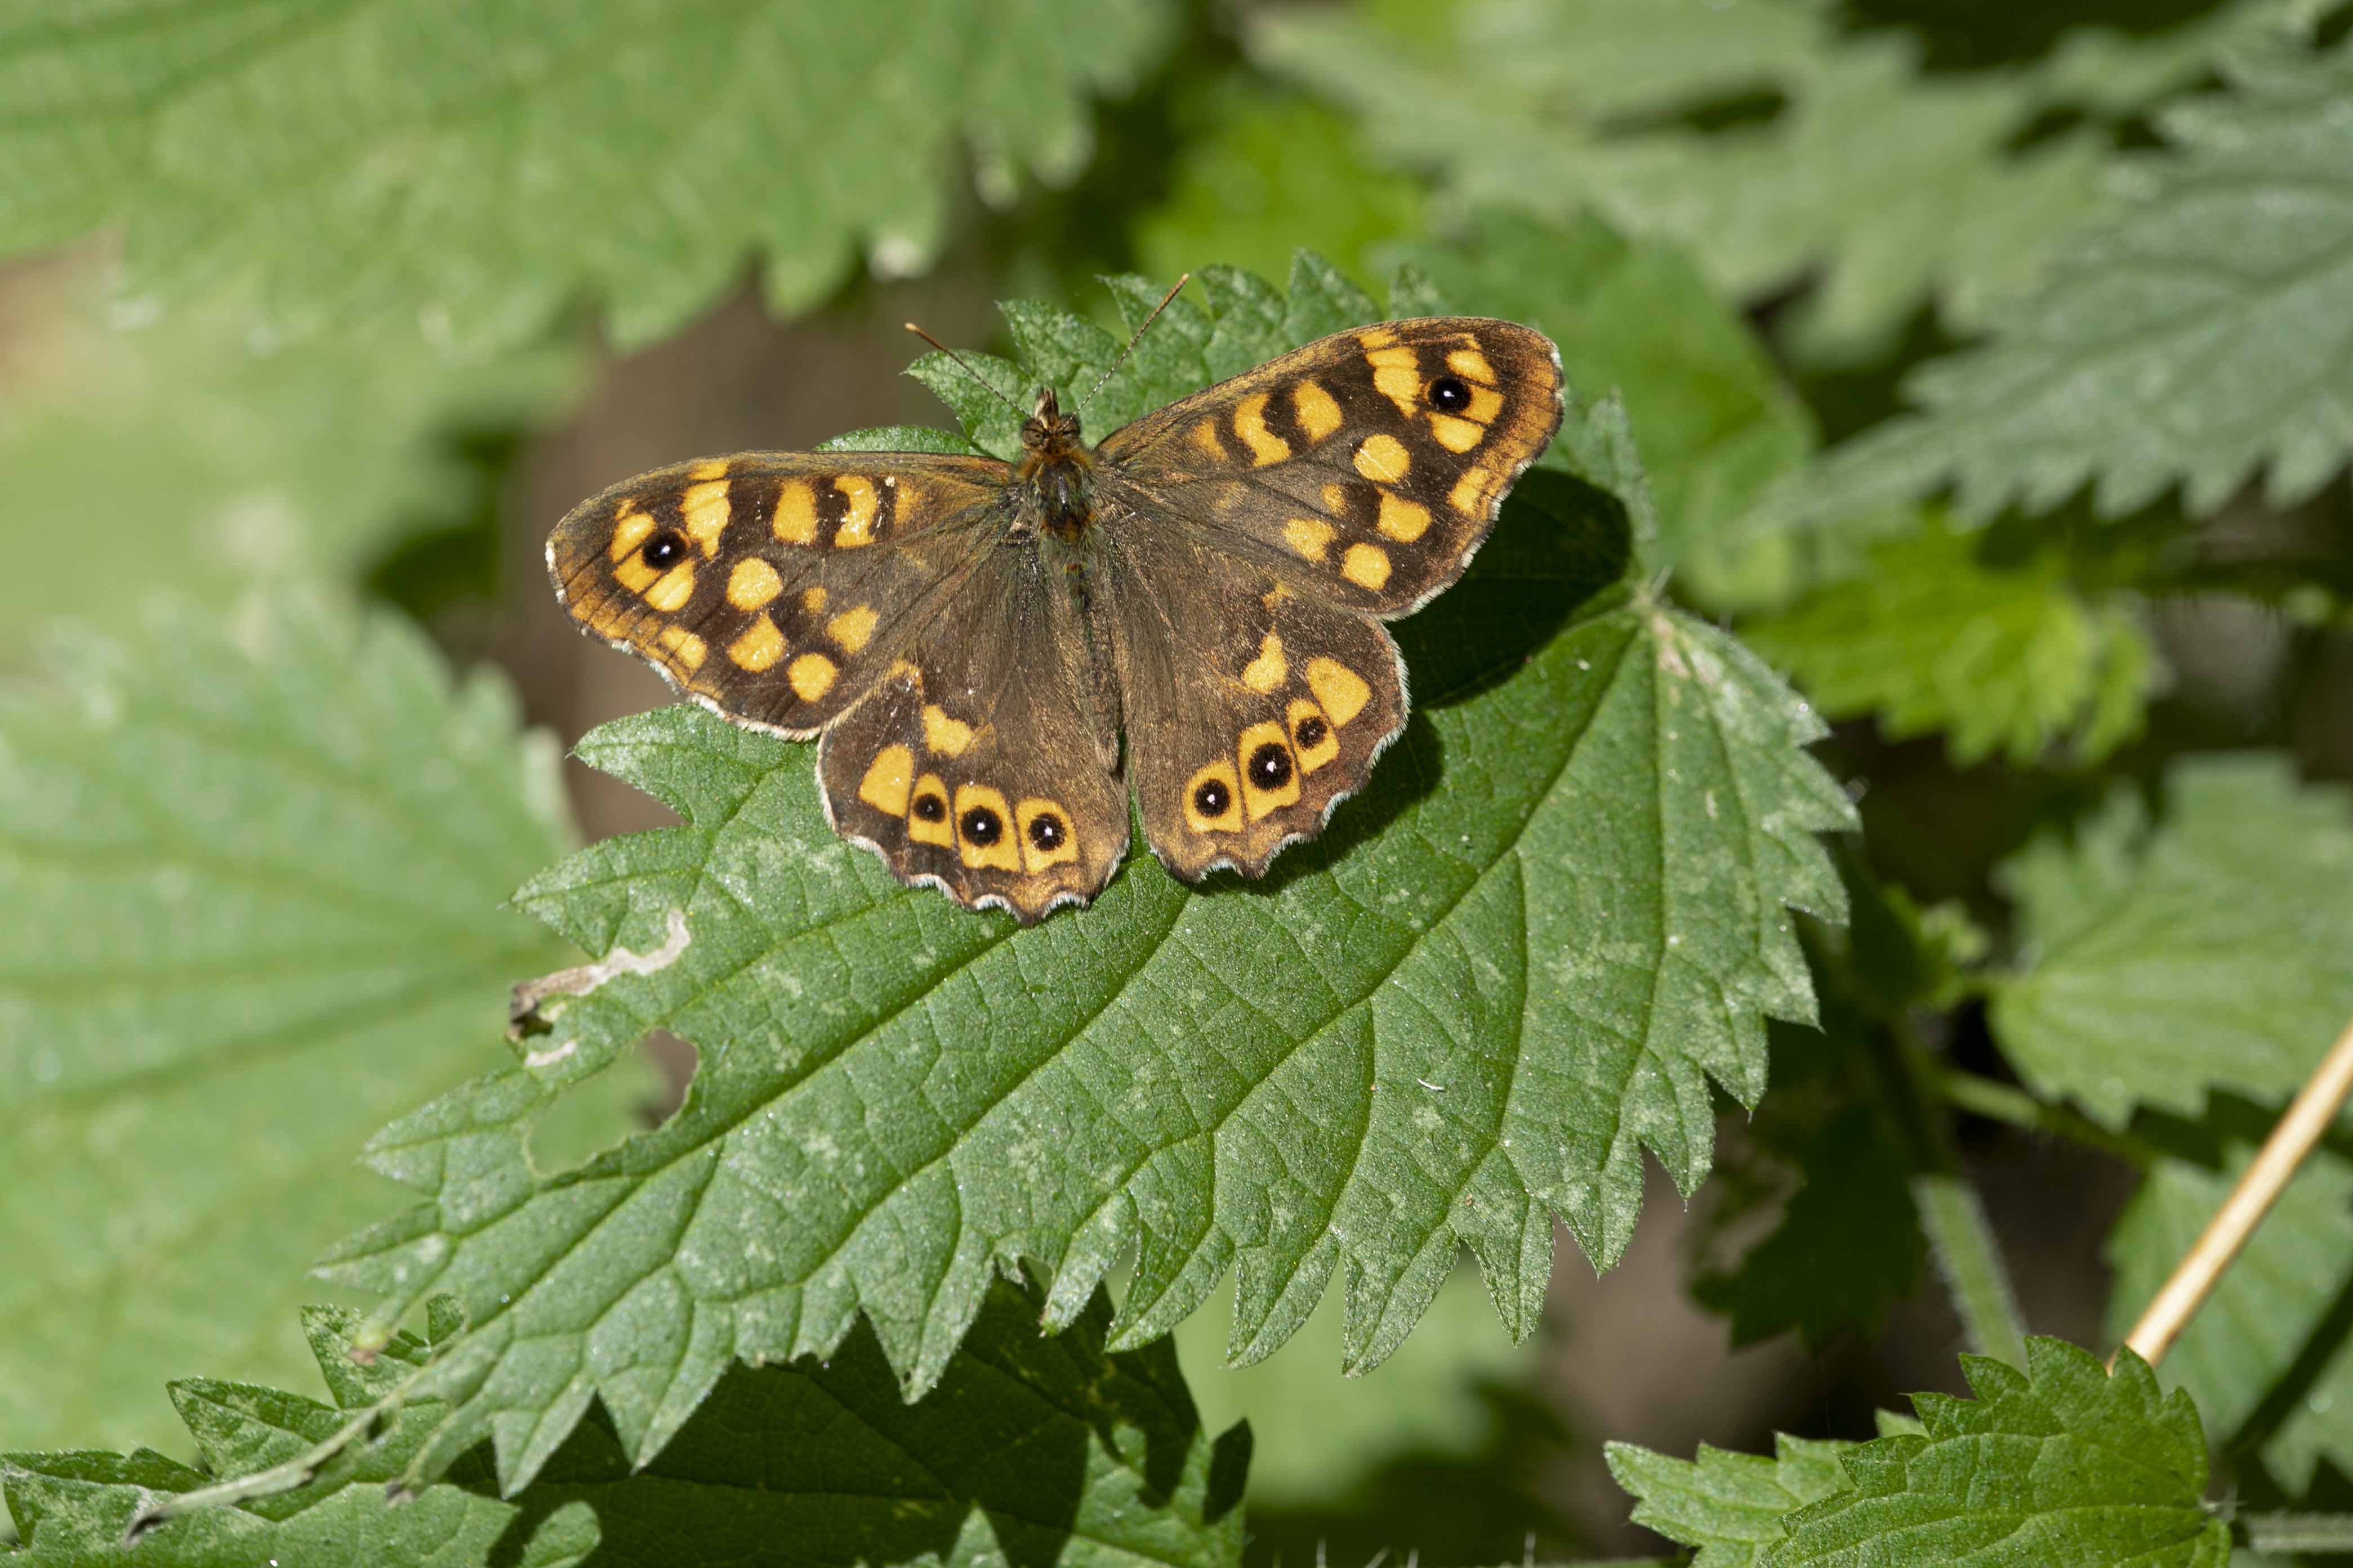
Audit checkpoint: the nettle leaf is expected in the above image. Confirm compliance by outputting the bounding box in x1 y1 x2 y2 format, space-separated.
1770 1339 2229 1567
0 598 609 1455
1989 756 2353 1128
0 268 576 649
1743 519 2159 767
1248 1 2291 360
2106 1140 2353 1495
1785 37 2353 528
2 1279 1245 1568
0 0 1174 352
1610 1432 1856 1568
316 258 1853 1494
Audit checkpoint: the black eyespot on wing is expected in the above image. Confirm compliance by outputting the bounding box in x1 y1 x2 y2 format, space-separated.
1028 812 1064 851
961 805 1003 846
643 529 688 567
1193 778 1231 817
1428 376 1471 412
913 794 947 823
1248 743 1293 790
1296 716 1328 749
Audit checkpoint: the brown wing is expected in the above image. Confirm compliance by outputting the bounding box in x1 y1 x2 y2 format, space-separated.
1099 520 1407 882
817 540 1126 922
547 451 1010 737
1094 317 1564 617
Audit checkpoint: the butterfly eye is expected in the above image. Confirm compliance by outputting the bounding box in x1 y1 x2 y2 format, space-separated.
960 805 1004 846
1193 778 1232 817
1427 376 1472 413
1247 742 1294 790
1027 812 1066 851
1295 716 1329 751
641 529 689 568
912 794 947 823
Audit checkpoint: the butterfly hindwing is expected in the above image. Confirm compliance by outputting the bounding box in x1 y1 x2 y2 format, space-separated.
1095 317 1564 617
817 543 1126 921
547 452 1010 735
1103 521 1407 882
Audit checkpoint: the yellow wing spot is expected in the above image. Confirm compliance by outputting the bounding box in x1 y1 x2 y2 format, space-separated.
1449 468 1498 517
858 744 914 816
610 505 656 562
953 783 1021 871
1233 392 1291 466
1429 414 1485 453
1293 379 1343 443
727 557 782 611
886 659 923 687
645 561 697 613
803 585 828 613
1307 657 1372 726
1237 721 1300 821
689 458 731 481
923 703 975 757
788 652 838 702
1446 347 1497 385
613 551 661 593
1284 516 1333 561
828 604 878 654
1343 543 1392 592
1262 583 1294 610
1376 493 1431 542
1289 699 1340 773
1017 797 1080 873
1367 345 1420 414
1242 632 1287 694
1320 481 1348 513
1358 326 1398 350
1189 419 1228 464
774 480 818 544
1354 434 1410 484
1464 384 1505 425
657 624 707 671
682 479 730 555
1183 760 1242 834
728 615 786 672
834 476 880 547
909 774 954 846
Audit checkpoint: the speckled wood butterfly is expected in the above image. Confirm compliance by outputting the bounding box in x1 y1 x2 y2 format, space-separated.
549 311 1564 921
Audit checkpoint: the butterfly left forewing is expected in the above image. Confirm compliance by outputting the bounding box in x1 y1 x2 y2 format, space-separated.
1094 316 1564 618
547 451 1009 736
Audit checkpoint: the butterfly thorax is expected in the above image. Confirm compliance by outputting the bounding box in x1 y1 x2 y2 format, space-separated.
1013 387 1095 543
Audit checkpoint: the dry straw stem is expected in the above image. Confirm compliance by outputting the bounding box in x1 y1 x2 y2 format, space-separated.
2119 1012 2353 1369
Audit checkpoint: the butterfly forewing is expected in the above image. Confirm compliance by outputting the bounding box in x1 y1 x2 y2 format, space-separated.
1095 318 1564 617
547 452 1009 735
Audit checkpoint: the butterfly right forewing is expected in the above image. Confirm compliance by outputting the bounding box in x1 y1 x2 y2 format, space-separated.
547 451 1011 736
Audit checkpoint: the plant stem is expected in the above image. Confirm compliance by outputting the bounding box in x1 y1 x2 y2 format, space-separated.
1877 1016 2031 1369
2239 1512 2353 1554
2119 1012 2353 1368
1931 1068 2159 1169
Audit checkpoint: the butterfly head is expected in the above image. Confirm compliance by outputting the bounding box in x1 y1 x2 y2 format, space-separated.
1020 386 1085 457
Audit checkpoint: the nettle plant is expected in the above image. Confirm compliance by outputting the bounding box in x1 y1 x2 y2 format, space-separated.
3 6 2352 1568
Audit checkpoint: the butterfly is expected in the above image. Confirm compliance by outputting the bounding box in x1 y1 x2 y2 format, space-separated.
548 307 1565 922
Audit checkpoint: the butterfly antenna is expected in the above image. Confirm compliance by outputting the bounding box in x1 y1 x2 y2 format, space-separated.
1078 272 1191 416
903 321 1027 418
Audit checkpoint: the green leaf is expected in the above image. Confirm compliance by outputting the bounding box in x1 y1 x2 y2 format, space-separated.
1781 37 2353 527
0 0 1175 352
3 1277 1246 1568
1609 1432 1856 1568
1177 1262 1534 1509
0 597 621 1455
1391 212 1817 607
1770 1339 2230 1567
2105 1141 2353 1495
1743 518 2160 766
0 267 576 649
1989 755 2353 1128
315 261 1855 1494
